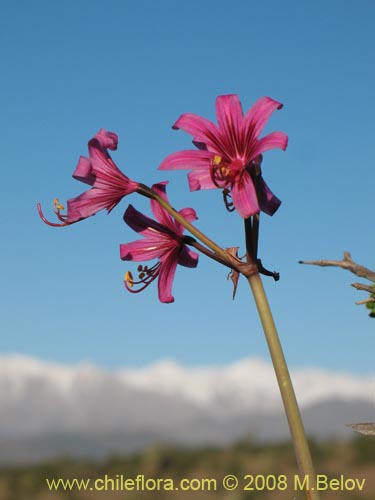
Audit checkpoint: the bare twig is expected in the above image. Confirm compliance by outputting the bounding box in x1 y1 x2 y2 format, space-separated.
355 298 375 305
346 423 375 436
300 252 375 314
299 252 375 283
351 282 375 294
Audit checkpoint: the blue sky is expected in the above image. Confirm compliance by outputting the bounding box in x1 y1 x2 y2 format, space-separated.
1 0 374 373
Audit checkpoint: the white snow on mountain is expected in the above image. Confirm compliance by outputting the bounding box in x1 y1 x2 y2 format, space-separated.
0 354 373 463
0 354 373 419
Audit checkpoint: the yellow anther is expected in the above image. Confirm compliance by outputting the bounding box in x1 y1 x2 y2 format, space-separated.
124 271 134 288
53 198 65 211
221 166 230 176
213 155 222 166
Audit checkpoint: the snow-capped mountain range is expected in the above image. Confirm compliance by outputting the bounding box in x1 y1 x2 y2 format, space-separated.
0 355 373 463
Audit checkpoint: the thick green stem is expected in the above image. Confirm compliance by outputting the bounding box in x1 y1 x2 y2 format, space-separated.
243 217 319 499
246 272 320 500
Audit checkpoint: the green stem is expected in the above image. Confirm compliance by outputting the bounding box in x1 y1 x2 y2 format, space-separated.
247 282 319 500
247 274 319 499
183 236 234 270
244 222 319 500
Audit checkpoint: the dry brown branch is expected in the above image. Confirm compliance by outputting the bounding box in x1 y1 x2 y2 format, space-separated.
300 251 375 283
355 298 375 305
346 423 375 436
351 282 375 294
300 252 375 315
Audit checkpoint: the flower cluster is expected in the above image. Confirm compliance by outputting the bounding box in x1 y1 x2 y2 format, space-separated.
38 95 287 301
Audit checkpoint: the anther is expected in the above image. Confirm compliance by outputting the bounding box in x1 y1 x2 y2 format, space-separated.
123 262 161 294
124 271 134 288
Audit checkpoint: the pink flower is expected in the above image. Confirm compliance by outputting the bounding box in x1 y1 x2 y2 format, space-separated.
159 95 288 218
120 182 198 303
37 129 139 226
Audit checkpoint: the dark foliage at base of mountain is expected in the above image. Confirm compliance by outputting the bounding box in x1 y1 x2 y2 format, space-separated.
0 436 373 499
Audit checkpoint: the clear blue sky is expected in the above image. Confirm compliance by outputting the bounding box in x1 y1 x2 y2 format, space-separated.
1 0 374 373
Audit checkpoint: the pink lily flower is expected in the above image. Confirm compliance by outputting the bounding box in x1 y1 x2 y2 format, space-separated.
120 182 199 303
158 95 288 218
37 129 139 226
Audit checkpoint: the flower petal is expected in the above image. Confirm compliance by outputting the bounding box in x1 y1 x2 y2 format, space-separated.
173 113 224 153
67 188 116 220
230 171 259 218
257 178 281 216
87 152 137 193
73 129 138 196
170 206 199 237
90 128 118 151
251 131 288 158
150 182 176 230
158 150 214 170
157 250 179 303
242 96 283 142
178 246 199 268
72 156 95 186
73 129 118 183
124 204 168 235
120 239 167 262
215 95 244 154
178 207 198 223
151 183 198 236
187 169 217 191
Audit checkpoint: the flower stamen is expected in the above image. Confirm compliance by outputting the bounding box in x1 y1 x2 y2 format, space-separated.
124 271 134 288
123 263 161 294
211 155 232 189
222 188 235 212
37 199 73 227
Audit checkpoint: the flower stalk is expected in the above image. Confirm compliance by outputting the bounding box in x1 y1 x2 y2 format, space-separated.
244 216 319 500
246 273 319 500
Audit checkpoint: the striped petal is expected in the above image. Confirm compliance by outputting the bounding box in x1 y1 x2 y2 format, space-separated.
242 96 283 143
173 113 224 153
120 239 167 262
72 156 95 186
158 150 214 170
157 250 179 303
215 94 244 155
187 169 217 191
231 171 259 218
251 131 288 159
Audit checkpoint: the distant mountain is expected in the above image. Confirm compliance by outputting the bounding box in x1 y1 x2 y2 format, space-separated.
0 355 373 464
